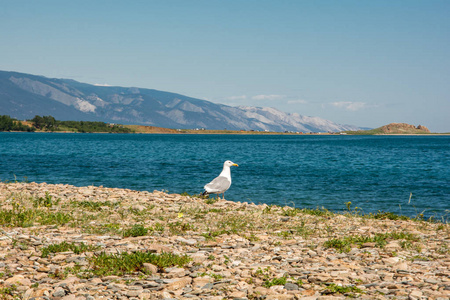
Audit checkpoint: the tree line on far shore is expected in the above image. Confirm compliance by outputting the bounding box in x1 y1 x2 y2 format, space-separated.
0 115 133 133
0 115 35 132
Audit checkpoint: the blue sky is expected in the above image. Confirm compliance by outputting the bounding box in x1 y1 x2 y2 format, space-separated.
1 0 449 132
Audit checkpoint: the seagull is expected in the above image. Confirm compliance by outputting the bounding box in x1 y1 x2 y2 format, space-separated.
202 160 238 200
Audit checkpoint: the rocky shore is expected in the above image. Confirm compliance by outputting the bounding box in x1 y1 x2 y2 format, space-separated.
0 182 449 300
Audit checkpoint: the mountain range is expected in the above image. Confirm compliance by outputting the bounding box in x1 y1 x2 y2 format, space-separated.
0 70 361 132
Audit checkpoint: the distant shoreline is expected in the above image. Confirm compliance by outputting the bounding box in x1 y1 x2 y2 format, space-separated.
2 115 448 135
2 130 449 136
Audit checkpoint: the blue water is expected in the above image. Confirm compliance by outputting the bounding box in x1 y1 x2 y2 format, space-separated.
1 132 449 220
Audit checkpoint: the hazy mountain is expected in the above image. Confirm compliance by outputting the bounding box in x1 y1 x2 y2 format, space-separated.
0 70 361 132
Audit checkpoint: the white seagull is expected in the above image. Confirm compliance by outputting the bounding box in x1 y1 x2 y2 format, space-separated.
202 160 238 200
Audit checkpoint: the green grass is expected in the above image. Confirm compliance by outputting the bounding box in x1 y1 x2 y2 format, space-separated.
33 192 60 208
0 206 72 227
38 211 72 225
298 207 332 217
368 211 412 221
168 221 195 234
324 283 363 295
294 223 313 238
263 275 288 288
217 215 252 234
198 272 224 281
324 231 420 253
82 223 121 235
70 200 117 211
88 251 191 276
41 241 100 258
0 285 17 299
205 197 219 205
122 224 149 237
281 206 332 217
201 229 229 240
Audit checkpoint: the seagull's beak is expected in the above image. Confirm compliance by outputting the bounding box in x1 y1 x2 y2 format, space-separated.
233 163 239 167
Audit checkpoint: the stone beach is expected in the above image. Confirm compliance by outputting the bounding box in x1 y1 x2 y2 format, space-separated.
0 182 449 300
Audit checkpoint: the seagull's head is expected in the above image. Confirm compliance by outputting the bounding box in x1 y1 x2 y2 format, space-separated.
224 160 239 167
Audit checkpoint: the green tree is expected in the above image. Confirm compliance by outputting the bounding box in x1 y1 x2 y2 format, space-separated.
32 115 45 129
0 115 34 132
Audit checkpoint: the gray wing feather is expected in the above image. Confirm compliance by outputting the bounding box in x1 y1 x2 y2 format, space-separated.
204 176 231 193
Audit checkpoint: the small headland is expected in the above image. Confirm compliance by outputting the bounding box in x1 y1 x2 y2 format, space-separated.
344 123 445 135
0 182 449 299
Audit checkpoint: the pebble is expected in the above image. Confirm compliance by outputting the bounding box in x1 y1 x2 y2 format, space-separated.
0 182 449 300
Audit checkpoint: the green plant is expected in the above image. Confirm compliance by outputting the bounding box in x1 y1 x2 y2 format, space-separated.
437 243 449 254
41 241 99 258
344 201 363 216
205 197 218 205
0 203 72 227
33 192 60 208
0 284 17 298
294 221 312 238
122 224 149 237
82 223 121 235
299 207 332 217
88 251 191 276
324 283 363 296
244 233 260 242
153 222 165 232
217 215 251 234
71 200 116 211
282 207 300 217
201 229 229 240
369 211 411 221
223 254 230 265
277 231 293 239
0 204 37 227
168 221 194 235
262 205 277 214
198 272 224 281
38 211 72 225
410 255 431 261
323 231 419 253
263 275 288 288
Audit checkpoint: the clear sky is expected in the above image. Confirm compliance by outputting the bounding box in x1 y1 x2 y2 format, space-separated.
1 0 449 132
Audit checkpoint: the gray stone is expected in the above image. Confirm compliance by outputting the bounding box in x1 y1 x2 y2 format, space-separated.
52 287 66 297
285 282 300 290
202 282 214 290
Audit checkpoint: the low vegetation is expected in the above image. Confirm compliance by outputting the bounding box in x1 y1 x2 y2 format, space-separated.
41 241 100 258
0 114 133 133
323 231 420 253
122 224 149 237
88 251 191 276
324 283 364 296
0 115 34 132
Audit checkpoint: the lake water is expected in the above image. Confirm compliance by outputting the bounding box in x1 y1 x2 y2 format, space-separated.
0 132 449 220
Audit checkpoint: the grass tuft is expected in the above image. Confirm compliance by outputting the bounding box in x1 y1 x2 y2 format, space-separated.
41 241 100 258
122 224 149 237
324 231 420 253
324 283 363 295
263 275 288 288
88 251 191 276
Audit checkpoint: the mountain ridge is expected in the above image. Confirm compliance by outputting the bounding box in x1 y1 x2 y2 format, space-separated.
0 70 361 132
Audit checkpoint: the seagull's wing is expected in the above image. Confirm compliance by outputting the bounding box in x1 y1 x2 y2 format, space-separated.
204 176 231 194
